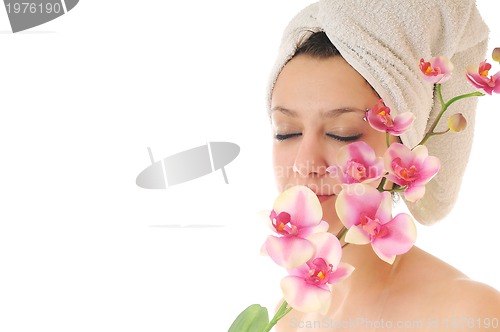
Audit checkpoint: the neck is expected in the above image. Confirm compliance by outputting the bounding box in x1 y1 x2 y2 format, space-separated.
326 242 405 319
341 242 401 277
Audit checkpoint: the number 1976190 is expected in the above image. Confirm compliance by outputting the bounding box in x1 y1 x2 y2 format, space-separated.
6 2 62 14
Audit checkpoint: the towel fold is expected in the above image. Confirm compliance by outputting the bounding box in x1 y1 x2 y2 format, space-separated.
267 0 489 225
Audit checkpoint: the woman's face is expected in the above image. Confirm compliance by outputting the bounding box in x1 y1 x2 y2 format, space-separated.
270 55 391 226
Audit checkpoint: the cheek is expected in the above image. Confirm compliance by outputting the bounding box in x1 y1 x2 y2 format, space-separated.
272 144 295 187
364 131 391 157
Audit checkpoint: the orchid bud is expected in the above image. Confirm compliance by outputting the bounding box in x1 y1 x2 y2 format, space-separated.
493 48 500 63
448 113 467 133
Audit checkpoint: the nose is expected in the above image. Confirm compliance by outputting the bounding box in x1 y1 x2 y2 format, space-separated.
293 136 329 177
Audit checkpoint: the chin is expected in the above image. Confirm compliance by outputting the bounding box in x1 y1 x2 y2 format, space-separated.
319 195 338 222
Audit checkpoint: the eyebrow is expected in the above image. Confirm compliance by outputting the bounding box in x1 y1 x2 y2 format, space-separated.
271 106 365 118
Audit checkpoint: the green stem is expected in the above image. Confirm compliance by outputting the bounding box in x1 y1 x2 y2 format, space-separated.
262 300 292 332
377 177 387 192
418 84 445 146
437 83 445 106
386 132 391 148
445 91 485 108
387 185 408 193
417 85 484 146
336 226 348 241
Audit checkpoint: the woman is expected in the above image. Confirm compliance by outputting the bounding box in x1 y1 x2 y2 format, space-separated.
267 1 500 331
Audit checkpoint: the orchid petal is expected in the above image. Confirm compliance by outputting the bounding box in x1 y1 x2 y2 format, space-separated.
273 186 322 228
328 262 355 283
391 112 416 135
420 56 453 84
431 56 454 83
411 145 430 163
307 232 343 267
466 61 500 95
264 235 314 269
335 184 384 228
332 142 384 184
258 210 276 232
365 99 395 133
335 144 354 168
493 72 500 93
432 56 453 69
299 220 330 238
374 191 393 224
467 72 490 92
403 184 426 202
286 263 311 278
416 156 440 183
281 276 331 314
343 142 377 164
345 225 371 245
384 143 440 198
368 119 391 133
372 247 396 264
371 213 416 263
384 143 413 168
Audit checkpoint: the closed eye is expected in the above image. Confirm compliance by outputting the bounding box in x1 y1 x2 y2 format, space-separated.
275 133 302 141
326 133 362 142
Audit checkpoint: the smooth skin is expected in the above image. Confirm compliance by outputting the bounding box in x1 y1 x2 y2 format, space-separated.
271 54 500 332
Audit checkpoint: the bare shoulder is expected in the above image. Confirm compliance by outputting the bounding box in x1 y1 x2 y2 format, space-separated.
398 247 500 322
446 278 500 316
275 247 500 331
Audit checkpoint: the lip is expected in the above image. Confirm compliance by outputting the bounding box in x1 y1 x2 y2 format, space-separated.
316 194 335 203
302 185 335 202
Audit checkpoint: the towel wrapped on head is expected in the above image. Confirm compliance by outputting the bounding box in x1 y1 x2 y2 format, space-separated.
267 0 489 225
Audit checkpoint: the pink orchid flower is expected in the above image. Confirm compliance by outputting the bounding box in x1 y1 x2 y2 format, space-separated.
336 183 417 264
383 143 440 202
280 232 354 314
326 141 384 184
365 99 415 136
466 60 500 95
262 185 329 269
419 56 454 84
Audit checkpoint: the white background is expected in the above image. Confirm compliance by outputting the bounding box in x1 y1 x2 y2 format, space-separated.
0 1 498 331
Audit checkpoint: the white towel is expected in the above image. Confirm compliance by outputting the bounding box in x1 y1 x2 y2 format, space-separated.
267 0 489 225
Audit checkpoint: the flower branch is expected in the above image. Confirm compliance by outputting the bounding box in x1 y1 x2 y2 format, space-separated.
336 226 348 240
261 300 292 332
418 84 485 146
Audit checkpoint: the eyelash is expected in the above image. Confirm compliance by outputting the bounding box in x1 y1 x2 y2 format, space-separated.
326 133 363 142
274 133 362 142
275 133 301 141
